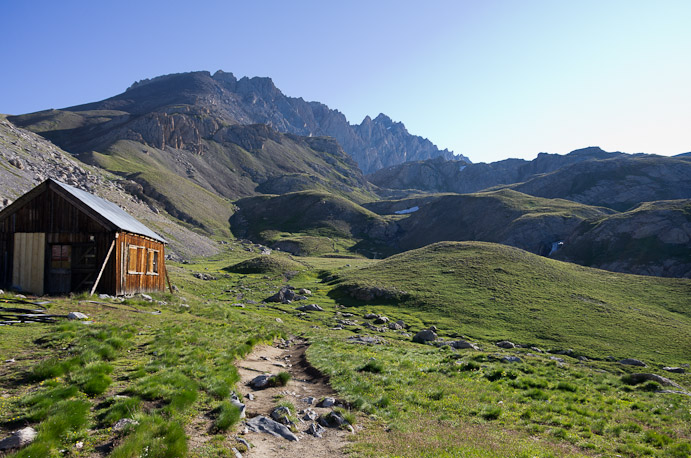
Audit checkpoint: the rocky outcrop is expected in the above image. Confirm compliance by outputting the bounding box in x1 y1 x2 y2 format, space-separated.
369 148 691 214
369 147 619 195
0 427 37 451
512 156 691 211
555 200 691 278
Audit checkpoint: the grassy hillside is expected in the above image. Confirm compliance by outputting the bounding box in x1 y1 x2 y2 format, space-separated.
230 190 396 255
386 189 613 254
224 255 306 275
88 141 235 236
0 243 688 457
330 241 691 363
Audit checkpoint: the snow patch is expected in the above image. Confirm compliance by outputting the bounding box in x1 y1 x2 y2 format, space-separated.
395 206 419 215
459 165 466 171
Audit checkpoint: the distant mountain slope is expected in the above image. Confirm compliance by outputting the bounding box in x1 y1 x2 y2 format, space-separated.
11 70 464 174
330 241 691 362
554 199 691 277
368 146 619 194
365 189 613 254
0 116 219 259
509 155 691 211
10 79 380 232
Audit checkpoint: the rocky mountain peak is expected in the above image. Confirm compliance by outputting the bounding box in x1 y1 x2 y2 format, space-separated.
17 70 462 174
76 70 459 173
566 146 614 158
373 113 393 125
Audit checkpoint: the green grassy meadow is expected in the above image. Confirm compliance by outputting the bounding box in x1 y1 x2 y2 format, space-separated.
0 240 689 457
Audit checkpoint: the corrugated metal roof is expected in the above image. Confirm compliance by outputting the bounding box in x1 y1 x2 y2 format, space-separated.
51 179 166 243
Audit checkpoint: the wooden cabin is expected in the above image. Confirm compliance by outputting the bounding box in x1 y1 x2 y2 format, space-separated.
0 179 167 296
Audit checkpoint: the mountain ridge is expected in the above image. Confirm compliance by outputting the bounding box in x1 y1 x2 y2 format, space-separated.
43 70 465 173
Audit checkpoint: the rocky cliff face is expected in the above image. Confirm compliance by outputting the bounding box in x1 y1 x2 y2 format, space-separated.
368 147 691 212
9 80 377 233
364 189 612 254
512 156 691 211
368 147 621 194
39 70 462 174
555 200 691 277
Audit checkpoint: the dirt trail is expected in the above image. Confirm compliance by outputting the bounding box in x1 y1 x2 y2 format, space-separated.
235 339 354 457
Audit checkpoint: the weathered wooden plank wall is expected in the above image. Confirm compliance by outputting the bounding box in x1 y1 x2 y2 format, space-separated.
12 232 45 295
116 233 166 295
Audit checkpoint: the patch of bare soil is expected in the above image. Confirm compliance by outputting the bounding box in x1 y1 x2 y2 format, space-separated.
235 339 355 458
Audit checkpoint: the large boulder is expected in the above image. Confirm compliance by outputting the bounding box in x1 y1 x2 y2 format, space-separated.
318 410 348 428
67 312 88 320
296 303 324 312
248 374 272 390
451 340 479 350
496 340 515 349
624 373 683 389
307 422 326 438
317 397 336 408
245 416 298 441
619 358 646 367
662 367 685 374
113 418 139 431
266 286 296 303
502 356 523 363
412 329 438 344
270 406 293 425
0 427 37 451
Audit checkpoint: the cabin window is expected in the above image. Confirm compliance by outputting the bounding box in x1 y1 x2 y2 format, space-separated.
147 249 159 275
51 245 71 269
127 245 145 274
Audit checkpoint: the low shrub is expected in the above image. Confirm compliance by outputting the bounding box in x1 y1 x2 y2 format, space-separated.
525 388 549 400
267 372 291 387
458 361 481 371
375 395 391 408
643 430 672 448
29 358 69 381
358 359 384 374
101 396 142 426
556 381 578 392
110 416 187 458
480 405 502 420
214 402 242 432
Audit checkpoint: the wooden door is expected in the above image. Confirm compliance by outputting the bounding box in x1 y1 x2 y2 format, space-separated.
47 244 72 294
12 233 46 295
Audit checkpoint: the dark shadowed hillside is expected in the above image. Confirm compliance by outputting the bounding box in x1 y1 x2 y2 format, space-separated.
509 156 691 211
554 199 691 277
365 189 613 254
368 147 620 194
369 147 691 212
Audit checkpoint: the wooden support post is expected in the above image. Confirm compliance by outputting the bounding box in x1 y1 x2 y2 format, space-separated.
90 240 115 296
165 268 174 294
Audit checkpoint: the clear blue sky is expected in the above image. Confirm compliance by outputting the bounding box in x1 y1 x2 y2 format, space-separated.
2 0 690 163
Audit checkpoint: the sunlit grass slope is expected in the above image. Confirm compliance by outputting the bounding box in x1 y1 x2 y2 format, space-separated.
331 241 691 363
